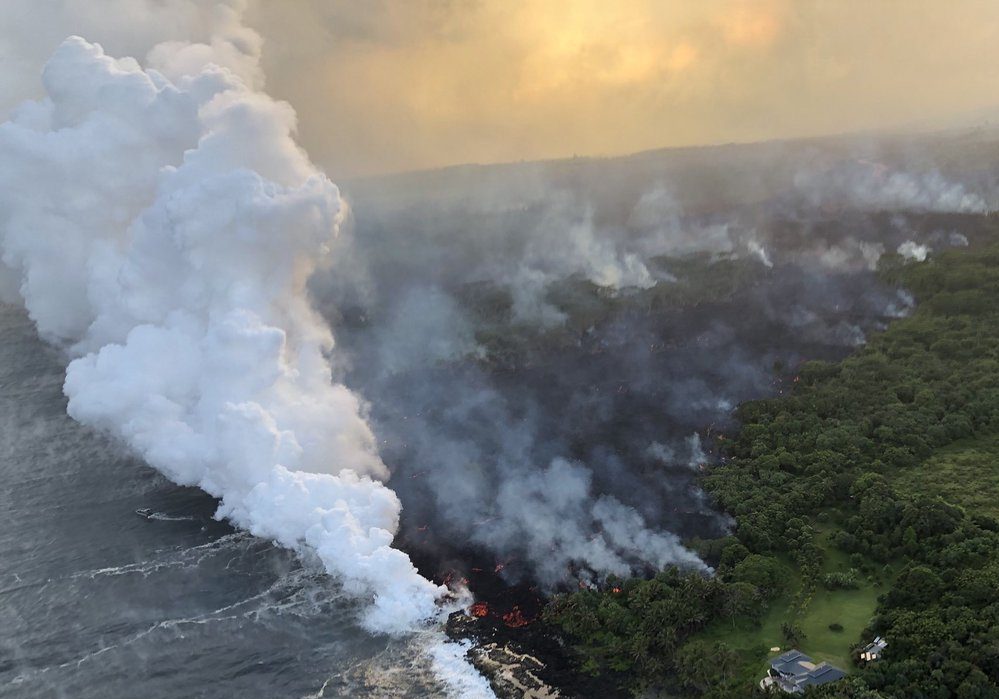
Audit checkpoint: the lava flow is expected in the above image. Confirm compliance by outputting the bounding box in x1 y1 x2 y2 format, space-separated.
502 607 530 628
442 560 543 629
400 530 545 631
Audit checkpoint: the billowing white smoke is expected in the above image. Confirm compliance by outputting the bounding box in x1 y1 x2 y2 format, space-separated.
477 459 707 584
503 194 656 326
0 33 445 632
814 239 885 272
897 240 930 262
793 160 991 213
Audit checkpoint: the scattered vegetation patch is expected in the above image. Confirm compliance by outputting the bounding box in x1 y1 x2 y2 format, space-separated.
890 433 999 519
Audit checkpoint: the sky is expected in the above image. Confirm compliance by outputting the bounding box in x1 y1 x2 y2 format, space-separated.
4 1 999 177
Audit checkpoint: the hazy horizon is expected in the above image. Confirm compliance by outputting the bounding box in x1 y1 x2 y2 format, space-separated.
5 1 999 177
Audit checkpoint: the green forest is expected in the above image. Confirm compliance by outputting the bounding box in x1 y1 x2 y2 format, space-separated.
543 233 999 698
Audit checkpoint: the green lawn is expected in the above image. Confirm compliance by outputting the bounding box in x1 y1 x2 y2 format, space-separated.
798 524 885 669
891 433 999 518
695 576 794 687
796 585 881 669
694 527 883 685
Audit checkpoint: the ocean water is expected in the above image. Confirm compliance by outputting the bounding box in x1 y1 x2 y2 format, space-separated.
0 305 453 699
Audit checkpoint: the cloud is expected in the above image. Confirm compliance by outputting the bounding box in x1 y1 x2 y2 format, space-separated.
7 1 999 176
244 0 999 176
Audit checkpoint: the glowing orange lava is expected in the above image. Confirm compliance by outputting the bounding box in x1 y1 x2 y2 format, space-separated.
502 606 530 628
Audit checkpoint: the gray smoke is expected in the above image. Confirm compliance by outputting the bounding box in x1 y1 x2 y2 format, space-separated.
313 134 995 587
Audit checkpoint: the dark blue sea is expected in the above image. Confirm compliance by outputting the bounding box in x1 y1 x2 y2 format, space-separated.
0 305 451 698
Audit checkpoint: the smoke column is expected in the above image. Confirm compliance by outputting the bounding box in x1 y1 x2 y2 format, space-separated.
0 7 457 640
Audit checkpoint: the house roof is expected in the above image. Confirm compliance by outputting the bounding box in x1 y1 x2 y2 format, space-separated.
771 649 813 676
802 664 846 687
770 650 846 688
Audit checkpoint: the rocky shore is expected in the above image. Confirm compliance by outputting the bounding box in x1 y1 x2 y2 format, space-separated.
445 610 629 699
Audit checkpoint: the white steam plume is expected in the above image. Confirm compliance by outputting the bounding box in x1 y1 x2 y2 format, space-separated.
897 240 931 262
0 26 446 634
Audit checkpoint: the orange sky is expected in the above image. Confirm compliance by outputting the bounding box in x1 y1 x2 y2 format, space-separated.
248 0 999 177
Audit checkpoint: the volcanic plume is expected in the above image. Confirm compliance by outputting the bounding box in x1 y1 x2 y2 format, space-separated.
0 1 455 646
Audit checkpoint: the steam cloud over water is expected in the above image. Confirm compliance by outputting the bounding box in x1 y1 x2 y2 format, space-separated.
0 13 449 635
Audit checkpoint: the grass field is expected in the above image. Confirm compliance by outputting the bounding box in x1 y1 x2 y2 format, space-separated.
891 433 999 518
694 525 884 685
795 584 881 669
797 525 886 669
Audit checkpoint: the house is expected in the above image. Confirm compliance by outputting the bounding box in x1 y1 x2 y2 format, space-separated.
759 649 846 694
859 636 887 662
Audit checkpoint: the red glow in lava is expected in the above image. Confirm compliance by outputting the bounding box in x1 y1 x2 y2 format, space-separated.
470 602 489 618
502 606 530 628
